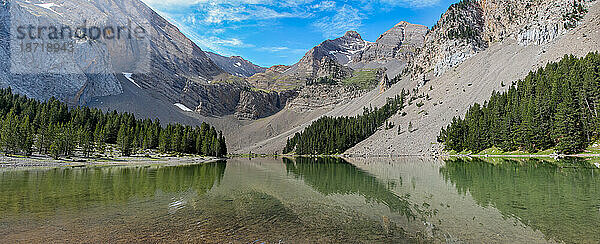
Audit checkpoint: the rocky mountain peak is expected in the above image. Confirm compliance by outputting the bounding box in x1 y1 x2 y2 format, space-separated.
394 21 416 27
283 30 369 81
267 65 291 73
206 52 266 77
343 30 362 39
348 21 428 78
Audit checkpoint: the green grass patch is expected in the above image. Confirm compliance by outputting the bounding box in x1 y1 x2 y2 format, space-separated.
249 87 272 93
342 70 379 90
211 74 246 85
584 142 600 154
534 149 557 155
476 147 504 155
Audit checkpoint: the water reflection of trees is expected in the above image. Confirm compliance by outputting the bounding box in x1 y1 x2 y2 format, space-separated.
0 162 226 215
284 157 416 220
440 158 600 243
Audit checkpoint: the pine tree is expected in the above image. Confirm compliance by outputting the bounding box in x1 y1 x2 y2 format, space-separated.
79 127 94 158
438 53 600 154
94 124 106 155
0 88 226 158
49 140 61 159
1 114 18 155
159 129 169 153
218 131 227 157
117 124 132 156
553 97 585 154
18 116 34 156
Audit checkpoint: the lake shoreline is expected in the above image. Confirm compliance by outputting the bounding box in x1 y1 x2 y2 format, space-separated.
0 154 225 170
237 153 600 159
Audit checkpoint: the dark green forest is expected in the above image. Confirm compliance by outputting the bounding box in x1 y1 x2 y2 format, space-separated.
0 88 226 158
284 92 406 155
438 52 600 154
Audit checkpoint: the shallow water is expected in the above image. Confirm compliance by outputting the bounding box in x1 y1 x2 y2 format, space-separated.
0 157 598 243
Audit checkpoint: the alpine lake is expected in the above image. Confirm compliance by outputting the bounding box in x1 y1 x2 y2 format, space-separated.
0 157 599 243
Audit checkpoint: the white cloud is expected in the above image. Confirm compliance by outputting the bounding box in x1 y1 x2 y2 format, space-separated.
202 5 304 24
258 46 306 54
380 0 440 8
311 0 335 11
312 4 363 39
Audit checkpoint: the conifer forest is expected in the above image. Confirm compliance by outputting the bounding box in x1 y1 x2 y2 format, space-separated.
0 88 227 158
284 93 406 155
438 52 600 154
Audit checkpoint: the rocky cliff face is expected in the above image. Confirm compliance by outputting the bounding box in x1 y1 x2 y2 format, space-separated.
480 0 594 45
411 0 486 78
246 65 295 91
411 0 596 78
286 84 367 112
206 52 266 78
235 89 297 120
176 82 297 120
351 22 428 77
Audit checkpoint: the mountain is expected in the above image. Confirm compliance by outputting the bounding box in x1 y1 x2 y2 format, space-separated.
284 31 367 81
233 0 600 154
347 0 600 156
3 0 224 106
247 26 429 93
351 21 429 77
3 0 298 123
206 52 266 78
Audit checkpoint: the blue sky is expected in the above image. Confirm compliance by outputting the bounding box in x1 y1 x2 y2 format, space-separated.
140 0 459 67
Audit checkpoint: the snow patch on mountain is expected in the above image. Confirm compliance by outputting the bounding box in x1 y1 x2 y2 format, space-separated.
122 73 141 88
174 103 193 112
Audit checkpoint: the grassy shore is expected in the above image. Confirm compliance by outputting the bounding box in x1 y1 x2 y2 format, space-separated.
0 152 224 170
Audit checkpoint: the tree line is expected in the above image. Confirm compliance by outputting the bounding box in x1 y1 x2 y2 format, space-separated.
438 52 600 154
284 92 406 155
0 88 227 158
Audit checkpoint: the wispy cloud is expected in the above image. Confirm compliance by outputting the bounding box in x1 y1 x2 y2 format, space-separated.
312 4 363 39
311 1 336 11
380 0 441 8
201 5 307 24
258 46 306 54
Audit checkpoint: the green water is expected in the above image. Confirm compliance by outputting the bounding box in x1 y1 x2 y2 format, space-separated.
0 157 598 243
